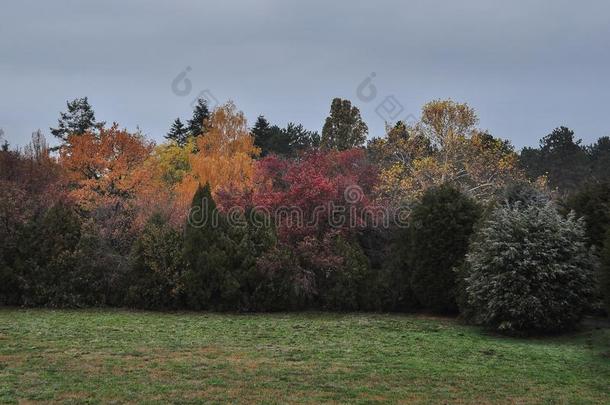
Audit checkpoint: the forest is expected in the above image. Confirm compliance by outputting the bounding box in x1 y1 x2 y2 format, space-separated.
1 96 609 336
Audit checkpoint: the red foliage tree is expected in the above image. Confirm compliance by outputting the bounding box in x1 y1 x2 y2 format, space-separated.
219 148 379 243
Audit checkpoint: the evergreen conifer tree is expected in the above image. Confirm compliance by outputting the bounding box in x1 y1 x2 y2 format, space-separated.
165 118 189 146
187 98 210 137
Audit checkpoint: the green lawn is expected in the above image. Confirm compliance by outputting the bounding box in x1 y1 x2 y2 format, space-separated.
0 309 608 404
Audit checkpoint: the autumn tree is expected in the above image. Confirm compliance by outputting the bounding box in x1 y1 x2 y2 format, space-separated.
59 125 154 251
177 101 259 204
233 149 379 242
0 133 62 305
0 131 62 231
131 138 196 228
218 148 381 310
367 121 432 167
321 98 368 150
60 125 154 209
50 97 103 143
377 100 524 203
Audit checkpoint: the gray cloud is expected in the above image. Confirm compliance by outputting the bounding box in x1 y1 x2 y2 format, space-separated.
1 0 609 148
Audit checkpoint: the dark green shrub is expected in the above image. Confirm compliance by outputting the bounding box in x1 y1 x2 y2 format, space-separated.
15 202 109 307
602 229 610 314
564 183 610 249
377 226 419 312
314 234 372 311
409 184 481 313
126 213 185 309
252 245 314 311
0 256 21 305
462 201 596 335
183 185 275 311
0 223 22 306
224 208 276 311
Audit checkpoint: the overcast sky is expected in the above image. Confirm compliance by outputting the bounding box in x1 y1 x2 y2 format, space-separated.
1 0 609 149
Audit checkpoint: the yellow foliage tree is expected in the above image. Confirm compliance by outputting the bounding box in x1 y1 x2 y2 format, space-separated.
177 101 260 205
377 100 525 203
130 138 196 228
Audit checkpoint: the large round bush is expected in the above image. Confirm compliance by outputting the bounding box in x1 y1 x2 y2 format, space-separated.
463 201 595 334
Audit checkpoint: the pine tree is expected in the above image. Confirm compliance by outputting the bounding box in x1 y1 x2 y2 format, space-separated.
284 122 320 155
251 115 273 156
165 118 189 146
182 183 231 309
252 116 319 157
321 98 368 150
187 98 210 137
50 97 102 142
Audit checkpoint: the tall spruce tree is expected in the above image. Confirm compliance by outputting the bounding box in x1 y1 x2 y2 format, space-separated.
321 98 368 150
50 97 102 142
165 118 189 146
183 183 232 309
187 98 211 137
252 115 273 156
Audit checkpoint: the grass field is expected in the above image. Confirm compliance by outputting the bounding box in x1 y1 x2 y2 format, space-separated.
0 309 608 404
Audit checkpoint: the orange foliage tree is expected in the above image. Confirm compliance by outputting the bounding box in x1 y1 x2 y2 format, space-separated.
59 125 154 210
177 101 259 205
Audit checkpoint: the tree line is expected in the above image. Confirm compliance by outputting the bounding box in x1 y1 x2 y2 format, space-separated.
0 96 609 335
